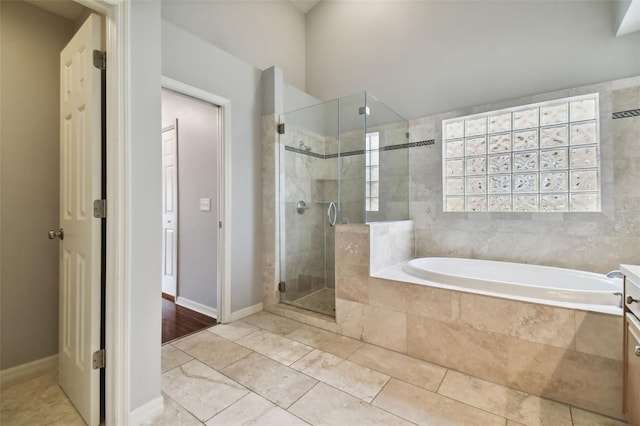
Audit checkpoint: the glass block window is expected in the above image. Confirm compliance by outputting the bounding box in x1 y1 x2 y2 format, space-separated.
365 132 379 211
442 94 600 213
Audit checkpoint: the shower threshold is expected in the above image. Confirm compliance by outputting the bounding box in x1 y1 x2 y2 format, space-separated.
286 288 336 317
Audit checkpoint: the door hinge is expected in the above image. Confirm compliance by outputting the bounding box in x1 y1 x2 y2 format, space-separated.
278 282 286 292
93 50 106 70
277 123 285 134
92 349 106 369
93 199 107 218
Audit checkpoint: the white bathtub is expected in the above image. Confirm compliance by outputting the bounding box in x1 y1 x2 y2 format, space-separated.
389 257 623 312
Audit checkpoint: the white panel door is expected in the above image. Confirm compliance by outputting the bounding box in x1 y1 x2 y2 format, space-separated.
162 122 178 297
58 14 102 426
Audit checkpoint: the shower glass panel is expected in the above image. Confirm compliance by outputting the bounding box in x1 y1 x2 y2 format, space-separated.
278 92 409 317
279 100 339 316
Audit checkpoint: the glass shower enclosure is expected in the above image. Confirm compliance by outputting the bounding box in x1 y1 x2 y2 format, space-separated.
278 92 409 317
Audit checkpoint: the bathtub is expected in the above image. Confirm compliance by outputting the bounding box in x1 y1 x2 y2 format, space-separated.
377 257 623 313
402 257 622 308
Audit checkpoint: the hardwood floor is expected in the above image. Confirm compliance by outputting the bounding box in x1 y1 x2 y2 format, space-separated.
162 297 217 344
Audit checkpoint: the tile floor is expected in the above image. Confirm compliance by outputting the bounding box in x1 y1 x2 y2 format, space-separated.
0 310 629 426
154 311 627 426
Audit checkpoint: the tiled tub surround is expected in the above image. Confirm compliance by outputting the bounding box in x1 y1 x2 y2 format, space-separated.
335 223 624 419
409 77 640 274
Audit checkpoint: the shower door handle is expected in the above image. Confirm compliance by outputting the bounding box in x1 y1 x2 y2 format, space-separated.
327 201 337 227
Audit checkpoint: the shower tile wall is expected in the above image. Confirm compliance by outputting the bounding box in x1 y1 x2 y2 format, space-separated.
408 76 640 273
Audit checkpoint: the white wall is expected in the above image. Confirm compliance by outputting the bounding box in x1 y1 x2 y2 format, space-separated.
161 0 306 90
129 0 163 411
161 89 220 309
306 1 640 119
161 21 264 313
0 0 74 370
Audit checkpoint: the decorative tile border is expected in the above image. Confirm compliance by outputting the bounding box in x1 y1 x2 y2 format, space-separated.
284 139 435 159
612 109 640 119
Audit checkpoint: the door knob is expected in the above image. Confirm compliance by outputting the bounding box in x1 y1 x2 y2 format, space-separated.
48 228 64 240
627 295 638 305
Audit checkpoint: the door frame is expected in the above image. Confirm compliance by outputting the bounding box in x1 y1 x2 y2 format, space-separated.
161 76 232 324
75 0 129 424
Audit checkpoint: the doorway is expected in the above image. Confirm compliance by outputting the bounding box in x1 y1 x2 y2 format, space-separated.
160 87 222 343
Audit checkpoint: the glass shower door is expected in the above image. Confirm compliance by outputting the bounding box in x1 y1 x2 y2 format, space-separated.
278 100 339 316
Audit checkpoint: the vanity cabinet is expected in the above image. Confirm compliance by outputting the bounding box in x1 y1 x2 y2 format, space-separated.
622 266 640 425
625 314 640 425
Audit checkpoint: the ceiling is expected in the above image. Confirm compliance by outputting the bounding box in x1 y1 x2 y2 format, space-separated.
289 0 321 14
24 0 320 19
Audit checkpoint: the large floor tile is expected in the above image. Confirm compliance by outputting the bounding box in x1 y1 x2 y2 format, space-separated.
0 371 84 426
285 325 363 358
206 392 309 426
241 311 306 335
288 382 413 426
291 349 389 403
221 352 317 408
570 407 628 426
172 331 251 370
161 344 194 373
161 359 249 422
438 370 572 426
235 329 313 365
207 321 258 341
373 378 506 426
349 343 446 392
142 394 202 426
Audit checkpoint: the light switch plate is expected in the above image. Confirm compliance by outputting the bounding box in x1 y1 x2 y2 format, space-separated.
199 198 211 212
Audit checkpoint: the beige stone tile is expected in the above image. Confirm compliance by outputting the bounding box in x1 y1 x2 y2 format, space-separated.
438 370 572 425
335 263 369 304
335 225 370 267
458 293 576 349
574 311 623 360
173 331 252 370
348 343 446 392
289 382 413 426
570 407 628 425
407 314 511 385
266 304 339 333
162 344 193 373
507 422 527 426
142 394 201 426
206 392 309 426
285 325 363 358
336 297 365 340
221 352 317 408
235 329 313 366
505 338 623 420
0 371 85 426
373 378 506 426
291 349 390 403
207 321 258 341
241 311 306 335
368 278 454 322
363 305 407 353
161 360 249 422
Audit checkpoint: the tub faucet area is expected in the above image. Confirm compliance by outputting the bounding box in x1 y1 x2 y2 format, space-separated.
607 270 624 279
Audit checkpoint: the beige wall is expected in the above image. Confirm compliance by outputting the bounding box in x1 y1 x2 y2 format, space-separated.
409 77 640 274
0 1 75 370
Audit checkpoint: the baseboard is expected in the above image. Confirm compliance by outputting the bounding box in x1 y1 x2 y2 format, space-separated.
161 292 175 302
129 395 164 426
228 302 263 322
176 296 218 319
0 354 58 388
